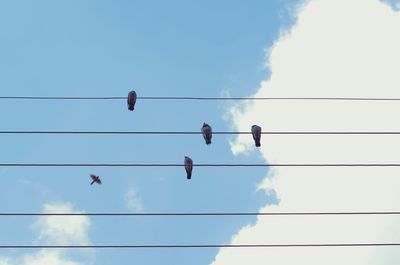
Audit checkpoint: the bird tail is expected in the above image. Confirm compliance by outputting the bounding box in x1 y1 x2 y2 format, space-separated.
206 139 211 145
128 105 134 111
187 172 192 180
91 180 95 185
255 140 261 147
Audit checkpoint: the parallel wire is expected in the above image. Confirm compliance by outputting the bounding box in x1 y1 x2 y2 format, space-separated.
3 96 400 101
0 96 125 100
1 211 400 216
1 163 400 167
2 131 400 135
0 243 399 249
3 95 400 251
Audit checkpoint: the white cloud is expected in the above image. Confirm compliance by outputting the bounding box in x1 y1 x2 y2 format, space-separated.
2 202 91 265
19 250 84 265
124 187 143 212
0 258 11 265
33 202 90 246
213 0 400 264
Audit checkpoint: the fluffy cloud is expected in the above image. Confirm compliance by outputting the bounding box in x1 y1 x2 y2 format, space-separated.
33 202 91 246
19 250 85 265
1 202 91 265
213 0 400 264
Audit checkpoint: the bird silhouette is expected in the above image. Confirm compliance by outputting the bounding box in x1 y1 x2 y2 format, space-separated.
251 125 262 147
127 90 137 111
90 174 102 185
184 156 193 180
201 122 212 145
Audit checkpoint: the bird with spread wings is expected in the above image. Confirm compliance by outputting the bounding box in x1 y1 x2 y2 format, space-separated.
90 174 102 185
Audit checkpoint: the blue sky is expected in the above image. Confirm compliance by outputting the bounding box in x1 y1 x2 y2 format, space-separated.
0 1 298 264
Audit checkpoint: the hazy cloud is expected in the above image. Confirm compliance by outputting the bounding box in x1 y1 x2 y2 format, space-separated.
124 187 143 212
3 202 91 265
0 258 11 265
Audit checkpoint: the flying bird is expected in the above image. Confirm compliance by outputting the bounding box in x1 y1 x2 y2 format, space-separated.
251 125 262 147
184 156 193 180
90 174 102 185
127 90 137 111
201 122 212 145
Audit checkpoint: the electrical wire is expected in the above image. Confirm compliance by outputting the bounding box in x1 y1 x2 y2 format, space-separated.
0 211 400 216
3 95 400 253
2 131 400 135
1 163 400 167
2 96 400 101
0 243 399 249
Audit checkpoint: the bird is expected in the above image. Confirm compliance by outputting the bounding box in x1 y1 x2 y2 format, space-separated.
201 122 212 145
90 174 102 185
127 90 137 111
184 156 193 180
251 125 262 147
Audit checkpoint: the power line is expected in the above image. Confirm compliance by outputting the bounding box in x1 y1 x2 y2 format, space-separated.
1 163 400 167
0 243 399 249
2 130 400 135
2 96 400 101
1 211 400 216
0 96 125 100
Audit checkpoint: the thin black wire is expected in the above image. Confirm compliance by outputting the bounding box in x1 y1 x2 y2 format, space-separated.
0 243 399 249
0 96 125 100
2 131 400 135
2 96 400 101
1 163 400 167
1 211 400 216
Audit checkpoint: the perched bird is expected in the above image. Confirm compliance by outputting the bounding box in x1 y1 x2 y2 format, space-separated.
201 122 212 145
251 125 262 147
127 90 137 111
90 174 102 185
184 156 193 180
